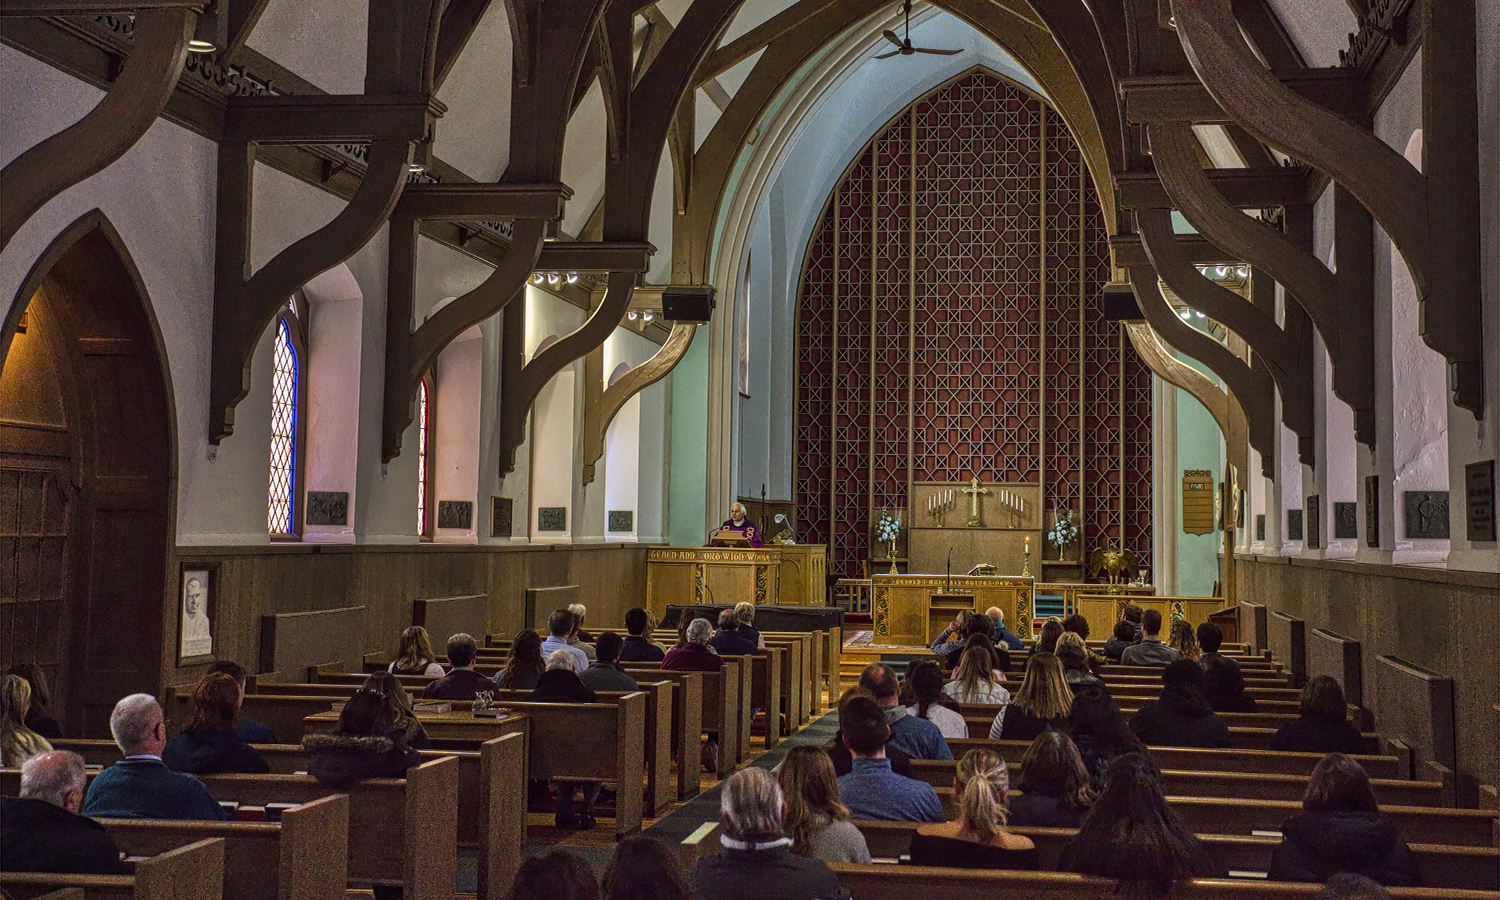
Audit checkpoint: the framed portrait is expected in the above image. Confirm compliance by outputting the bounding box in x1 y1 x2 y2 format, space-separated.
177 565 217 665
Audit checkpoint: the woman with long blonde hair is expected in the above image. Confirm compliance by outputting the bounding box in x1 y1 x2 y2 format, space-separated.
943 644 1011 705
908 749 1039 869
778 745 871 863
389 626 445 677
0 674 53 767
988 652 1072 741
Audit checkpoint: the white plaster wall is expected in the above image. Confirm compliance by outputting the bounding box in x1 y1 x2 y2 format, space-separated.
432 0 514 182
560 83 608 237
303 266 364 542
247 0 369 94
1261 0 1356 68
524 287 585 542
433 338 483 542
646 150 676 283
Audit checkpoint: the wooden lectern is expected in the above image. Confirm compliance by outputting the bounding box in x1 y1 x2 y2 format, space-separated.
709 529 751 548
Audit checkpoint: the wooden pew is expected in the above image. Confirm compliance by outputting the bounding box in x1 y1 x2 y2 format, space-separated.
165 691 337 744
98 795 347 900
940 738 1406 779
951 714 1379 751
1 838 225 900
622 663 741 776
1269 610 1307 687
199 757 459 900
724 649 784 750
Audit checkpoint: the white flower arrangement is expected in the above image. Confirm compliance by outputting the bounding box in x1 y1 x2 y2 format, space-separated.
1047 509 1079 549
875 512 902 543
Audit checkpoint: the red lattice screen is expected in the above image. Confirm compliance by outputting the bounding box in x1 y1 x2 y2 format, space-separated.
795 71 1152 583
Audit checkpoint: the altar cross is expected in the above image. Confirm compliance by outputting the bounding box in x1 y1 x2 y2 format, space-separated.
959 475 989 527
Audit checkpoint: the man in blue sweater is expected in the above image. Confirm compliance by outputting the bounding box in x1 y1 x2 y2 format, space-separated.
82 694 225 821
858 663 952 761
836 694 944 822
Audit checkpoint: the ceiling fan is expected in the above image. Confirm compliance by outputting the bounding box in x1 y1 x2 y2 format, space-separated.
876 0 962 59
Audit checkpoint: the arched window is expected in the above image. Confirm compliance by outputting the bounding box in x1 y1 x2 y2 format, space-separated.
268 299 306 538
417 375 435 538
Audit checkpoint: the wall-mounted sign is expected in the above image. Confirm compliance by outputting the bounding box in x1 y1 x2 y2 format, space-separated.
538 507 568 532
437 500 473 530
1182 469 1215 535
1466 461 1495 543
1305 495 1320 549
491 497 513 538
1334 502 1358 540
1364 476 1379 548
1287 509 1303 542
1403 491 1449 540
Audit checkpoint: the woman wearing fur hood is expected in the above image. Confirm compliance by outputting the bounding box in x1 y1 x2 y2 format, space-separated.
302 688 422 789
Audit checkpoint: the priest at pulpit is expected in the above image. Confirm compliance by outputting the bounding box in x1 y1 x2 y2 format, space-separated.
709 503 763 548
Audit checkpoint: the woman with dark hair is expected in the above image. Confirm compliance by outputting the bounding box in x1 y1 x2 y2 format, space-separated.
162 672 268 774
1058 753 1213 897
7 663 62 739
602 836 695 900
1202 654 1258 713
512 849 599 900
1066 686 1144 788
494 630 547 690
304 688 422 789
942 615 1010 673
778 745 870 863
1268 753 1418 886
1055 633 1107 694
1009 731 1096 829
1034 618 1064 655
987 653 1071 741
942 645 1010 706
1129 660 1231 748
388 625 445 677
362 672 430 750
1269 677 1366 754
675 610 697 649
905 661 967 740
908 749 1038 869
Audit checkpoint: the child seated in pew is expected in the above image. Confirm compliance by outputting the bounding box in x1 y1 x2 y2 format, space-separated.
779 745 872 864
531 651 602 830
1268 753 1419 887
907 749 1039 870
302 688 421 789
1058 753 1213 896
1270 676 1367 755
387 625 445 677
495 630 547 690
163 673 269 775
1008 731 1096 829
362 673 430 750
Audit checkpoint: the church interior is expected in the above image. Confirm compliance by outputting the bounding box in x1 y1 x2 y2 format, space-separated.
0 0 1497 896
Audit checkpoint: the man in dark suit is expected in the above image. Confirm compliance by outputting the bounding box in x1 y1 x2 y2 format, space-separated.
709 609 759 657
2 751 127 873
422 633 492 700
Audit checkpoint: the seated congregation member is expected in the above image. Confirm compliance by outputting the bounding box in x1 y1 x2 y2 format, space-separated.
662 618 724 671
0 673 52 767
1056 632 1107 693
304 688 421 789
941 614 1009 672
835 694 944 822
735 601 766 649
1196 621 1229 666
206 660 276 743
1268 753 1418 886
1062 614 1108 672
567 607 597 661
689 767 850 900
8 663 63 740
825 687 917 778
1318 873 1395 900
929 610 971 656
1203 653 1259 713
1130 660 1231 749
603 836 695 900
542 609 592 670
569 603 595 643
532 654 604 829
943 644 1011 706
494 630 548 690
1 751 126 875
1059 753 1213 892
388 625 446 677
1033 617 1064 654
860 662 952 761
906 660 967 740
1103 619 1139 662
1120 609 1180 667
1123 603 1145 641
511 849 599 900
364 672 429 750
908 749 1039 870
674 609 698 648
986 606 1025 651
619 607 666 663
1009 731 1096 829
1168 618 1201 662
1066 686 1144 788
988 652 1071 741
779 745 872 864
162 672 269 774
580 633 640 693
1270 676 1367 755
83 694 225 820
710 608 759 657
422 632 492 700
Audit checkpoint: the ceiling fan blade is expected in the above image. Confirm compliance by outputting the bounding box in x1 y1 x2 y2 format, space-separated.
881 30 904 48
874 49 903 59
912 47 963 55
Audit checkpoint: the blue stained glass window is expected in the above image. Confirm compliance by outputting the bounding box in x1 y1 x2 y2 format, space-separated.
268 318 298 534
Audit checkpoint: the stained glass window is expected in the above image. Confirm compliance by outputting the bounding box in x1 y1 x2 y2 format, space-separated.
268 318 299 535
417 380 430 535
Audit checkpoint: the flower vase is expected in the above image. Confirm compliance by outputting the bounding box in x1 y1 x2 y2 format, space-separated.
888 538 899 575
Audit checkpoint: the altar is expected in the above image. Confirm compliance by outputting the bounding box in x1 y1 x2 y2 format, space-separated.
871 572 1035 646
644 545 827 616
904 479 1043 577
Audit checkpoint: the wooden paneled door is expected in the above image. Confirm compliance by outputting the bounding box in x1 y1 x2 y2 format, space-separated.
0 212 174 736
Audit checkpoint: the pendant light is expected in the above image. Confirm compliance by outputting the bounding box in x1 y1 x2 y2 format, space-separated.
189 0 228 53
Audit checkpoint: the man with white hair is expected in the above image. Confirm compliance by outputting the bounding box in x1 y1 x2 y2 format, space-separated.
713 502 763 548
1 750 126 873
687 766 849 900
661 617 724 672
567 602 595 642
734 601 766 649
986 605 1025 651
82 694 225 820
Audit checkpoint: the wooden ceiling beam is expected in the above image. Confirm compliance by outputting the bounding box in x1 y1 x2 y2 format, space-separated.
395 182 572 220
1121 70 1367 124
535 241 655 272
1110 232 1239 268
432 0 493 91
696 0 838 84
0 0 201 11
1116 166 1309 209
222 94 439 144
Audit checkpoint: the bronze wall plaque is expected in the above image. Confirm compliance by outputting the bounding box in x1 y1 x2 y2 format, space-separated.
1181 469 1215 535
1364 476 1379 547
1465 461 1494 543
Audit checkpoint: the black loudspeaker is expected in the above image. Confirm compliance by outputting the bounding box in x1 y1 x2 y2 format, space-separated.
1102 282 1144 321
661 285 717 323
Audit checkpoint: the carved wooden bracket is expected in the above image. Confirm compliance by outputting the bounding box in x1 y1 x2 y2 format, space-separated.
581 321 697 484
0 5 198 253
1169 0 1482 415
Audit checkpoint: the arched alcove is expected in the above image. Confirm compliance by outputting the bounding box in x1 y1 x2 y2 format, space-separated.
302 264 363 541
0 211 174 735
